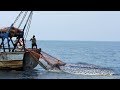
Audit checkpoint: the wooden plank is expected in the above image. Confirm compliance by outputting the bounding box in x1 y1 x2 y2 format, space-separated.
0 60 23 70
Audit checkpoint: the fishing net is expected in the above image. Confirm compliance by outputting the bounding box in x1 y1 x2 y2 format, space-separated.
27 49 66 70
39 51 66 70
41 51 66 66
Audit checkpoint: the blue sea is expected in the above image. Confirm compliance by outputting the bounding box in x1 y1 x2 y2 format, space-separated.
1 41 120 79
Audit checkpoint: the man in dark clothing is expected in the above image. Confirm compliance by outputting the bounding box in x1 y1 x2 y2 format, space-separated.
30 35 37 49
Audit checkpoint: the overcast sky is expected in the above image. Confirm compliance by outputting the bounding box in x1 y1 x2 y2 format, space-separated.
0 11 120 41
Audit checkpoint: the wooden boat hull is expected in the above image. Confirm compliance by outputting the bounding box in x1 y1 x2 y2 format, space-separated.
0 60 23 70
0 49 40 70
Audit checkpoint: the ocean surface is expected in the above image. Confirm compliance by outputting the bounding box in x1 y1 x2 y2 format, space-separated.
1 41 120 79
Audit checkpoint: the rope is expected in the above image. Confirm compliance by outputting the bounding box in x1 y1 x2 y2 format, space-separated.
22 11 33 44
13 11 23 25
7 11 23 33
24 12 33 42
23 11 33 32
18 11 28 29
25 12 33 37
19 11 33 51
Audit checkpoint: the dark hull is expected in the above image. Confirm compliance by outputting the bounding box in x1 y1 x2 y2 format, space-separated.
23 51 38 70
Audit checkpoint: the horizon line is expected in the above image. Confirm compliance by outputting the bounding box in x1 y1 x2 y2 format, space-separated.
25 40 120 42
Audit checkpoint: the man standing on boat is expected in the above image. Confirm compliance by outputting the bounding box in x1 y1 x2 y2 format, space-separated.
30 35 37 49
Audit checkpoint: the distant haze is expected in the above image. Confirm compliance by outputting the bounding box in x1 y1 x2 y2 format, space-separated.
0 11 120 41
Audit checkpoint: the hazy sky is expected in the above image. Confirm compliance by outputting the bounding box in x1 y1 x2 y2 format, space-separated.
0 11 120 41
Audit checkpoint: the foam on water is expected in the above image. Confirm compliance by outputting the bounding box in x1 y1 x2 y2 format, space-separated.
59 63 115 75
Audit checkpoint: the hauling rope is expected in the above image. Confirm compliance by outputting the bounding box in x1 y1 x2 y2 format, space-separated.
26 48 66 70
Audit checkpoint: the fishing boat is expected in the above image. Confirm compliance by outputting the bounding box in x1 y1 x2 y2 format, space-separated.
0 11 66 71
0 11 40 70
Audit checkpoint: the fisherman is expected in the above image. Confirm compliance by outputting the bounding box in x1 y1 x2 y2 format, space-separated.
30 35 37 49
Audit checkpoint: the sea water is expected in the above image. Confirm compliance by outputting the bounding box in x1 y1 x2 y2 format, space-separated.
0 41 120 79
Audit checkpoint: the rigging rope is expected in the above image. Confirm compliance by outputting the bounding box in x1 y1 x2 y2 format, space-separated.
24 11 33 42
18 11 28 29
7 11 23 33
13 11 23 26
23 11 33 32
